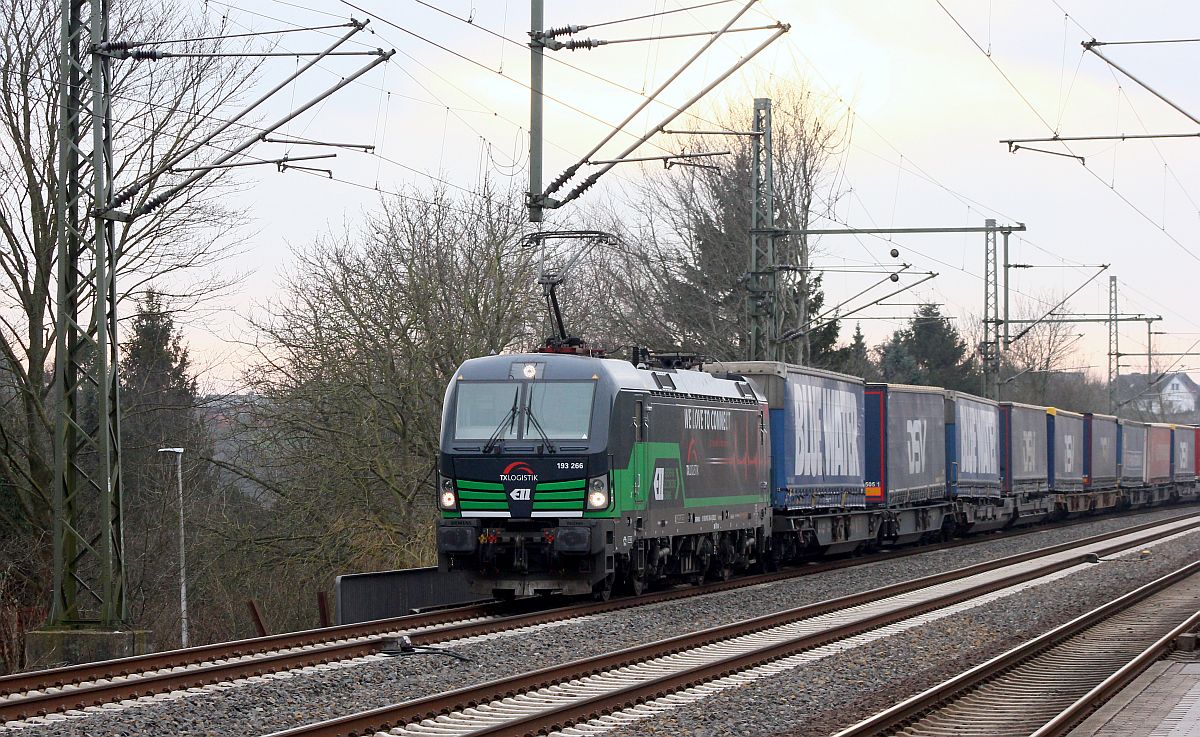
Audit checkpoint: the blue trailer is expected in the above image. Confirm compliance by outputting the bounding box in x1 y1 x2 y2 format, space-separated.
944 391 1001 500
707 362 867 555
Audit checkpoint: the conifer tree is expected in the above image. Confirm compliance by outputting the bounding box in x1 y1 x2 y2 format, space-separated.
119 290 210 643
877 304 977 391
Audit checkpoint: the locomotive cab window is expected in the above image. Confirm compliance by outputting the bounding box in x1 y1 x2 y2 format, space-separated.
454 382 521 440
526 382 595 440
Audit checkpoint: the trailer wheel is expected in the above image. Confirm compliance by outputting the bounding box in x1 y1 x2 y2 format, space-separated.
592 574 615 601
629 573 646 597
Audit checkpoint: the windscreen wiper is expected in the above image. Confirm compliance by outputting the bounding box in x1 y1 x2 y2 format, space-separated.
482 390 520 454
524 405 557 454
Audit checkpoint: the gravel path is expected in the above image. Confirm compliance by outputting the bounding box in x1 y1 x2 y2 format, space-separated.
10 506 1197 737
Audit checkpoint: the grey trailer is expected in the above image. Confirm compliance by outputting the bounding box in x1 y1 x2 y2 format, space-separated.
1000 402 1049 495
1048 408 1085 493
1174 425 1196 484
1085 413 1120 490
1119 420 1147 488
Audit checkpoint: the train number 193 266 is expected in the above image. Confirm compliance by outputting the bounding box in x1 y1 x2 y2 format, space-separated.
557 462 584 470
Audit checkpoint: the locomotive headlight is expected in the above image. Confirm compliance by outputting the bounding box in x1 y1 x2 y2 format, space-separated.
586 475 610 510
439 476 457 510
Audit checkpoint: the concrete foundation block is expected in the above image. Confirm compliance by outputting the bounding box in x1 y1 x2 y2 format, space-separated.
1177 632 1198 652
24 629 153 669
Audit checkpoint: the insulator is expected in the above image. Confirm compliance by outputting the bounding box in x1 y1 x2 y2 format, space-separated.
108 182 142 209
573 175 599 196
544 24 585 38
96 40 137 52
128 49 167 61
545 165 579 194
563 38 606 51
141 193 170 214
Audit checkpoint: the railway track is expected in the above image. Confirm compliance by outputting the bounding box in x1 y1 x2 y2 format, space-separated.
254 513 1200 737
7 511 1183 726
833 560 1200 737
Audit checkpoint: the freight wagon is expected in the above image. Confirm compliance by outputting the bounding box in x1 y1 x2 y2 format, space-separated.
997 401 1056 524
864 383 951 543
1076 412 1121 514
944 391 1004 532
701 362 869 556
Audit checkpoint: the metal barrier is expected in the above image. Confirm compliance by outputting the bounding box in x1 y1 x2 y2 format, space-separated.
334 567 478 625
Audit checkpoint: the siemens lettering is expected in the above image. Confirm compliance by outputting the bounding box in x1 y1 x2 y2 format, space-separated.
793 385 861 476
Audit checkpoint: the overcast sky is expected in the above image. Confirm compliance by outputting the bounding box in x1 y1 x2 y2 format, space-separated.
175 0 1200 389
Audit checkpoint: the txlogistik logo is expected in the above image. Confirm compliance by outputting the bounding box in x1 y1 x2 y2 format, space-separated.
500 461 539 482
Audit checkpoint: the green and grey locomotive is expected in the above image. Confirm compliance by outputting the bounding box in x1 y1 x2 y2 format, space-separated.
436 352 771 599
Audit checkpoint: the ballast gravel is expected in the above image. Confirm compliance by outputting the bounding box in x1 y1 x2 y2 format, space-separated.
601 529 1200 737
9 506 1197 737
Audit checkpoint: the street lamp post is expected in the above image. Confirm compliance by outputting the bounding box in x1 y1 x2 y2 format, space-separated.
158 447 187 647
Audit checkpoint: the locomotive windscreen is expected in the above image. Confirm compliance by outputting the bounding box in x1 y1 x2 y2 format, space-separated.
526 382 595 439
454 382 520 440
453 381 596 441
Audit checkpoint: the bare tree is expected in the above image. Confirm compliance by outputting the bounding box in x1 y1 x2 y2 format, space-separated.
1002 295 1086 406
568 82 849 363
0 0 257 661
209 183 535 632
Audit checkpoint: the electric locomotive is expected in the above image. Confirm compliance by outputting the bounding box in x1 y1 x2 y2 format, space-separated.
436 352 771 599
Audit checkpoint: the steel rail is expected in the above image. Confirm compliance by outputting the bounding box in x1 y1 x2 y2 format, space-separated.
3 506 1137 700
1032 586 1200 737
832 559 1200 737
0 543 933 699
261 516 1200 737
5 512 1196 724
0 602 493 696
457 558 1113 737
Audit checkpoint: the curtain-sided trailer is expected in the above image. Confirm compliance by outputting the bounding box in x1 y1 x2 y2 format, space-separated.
944 392 1001 500
1069 412 1122 514
863 383 952 544
1048 408 1085 493
944 392 1007 531
707 362 870 555
1119 419 1147 489
1146 424 1173 486
1173 425 1196 487
998 402 1056 524
1084 413 1120 490
999 402 1048 495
